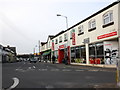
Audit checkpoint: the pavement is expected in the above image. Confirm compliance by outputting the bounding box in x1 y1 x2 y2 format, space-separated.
71 63 116 68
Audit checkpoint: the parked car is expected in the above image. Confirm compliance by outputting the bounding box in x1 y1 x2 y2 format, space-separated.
30 58 37 63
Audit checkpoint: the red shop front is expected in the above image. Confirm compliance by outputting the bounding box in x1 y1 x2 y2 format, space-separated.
58 45 70 64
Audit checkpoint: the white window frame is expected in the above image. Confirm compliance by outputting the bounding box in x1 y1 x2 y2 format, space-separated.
59 36 62 43
55 39 58 44
78 25 84 34
88 19 96 29
70 30 73 39
49 41 50 48
103 10 113 25
64 33 68 41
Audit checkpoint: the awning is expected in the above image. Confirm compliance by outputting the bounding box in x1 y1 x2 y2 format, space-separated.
42 51 51 56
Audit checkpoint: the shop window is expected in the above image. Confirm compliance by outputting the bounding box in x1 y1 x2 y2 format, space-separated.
75 47 80 58
59 36 62 43
70 46 86 63
78 25 84 35
80 46 86 63
64 33 68 42
89 44 95 58
102 10 114 28
71 47 75 63
96 43 104 58
89 42 104 64
88 19 96 32
54 50 58 61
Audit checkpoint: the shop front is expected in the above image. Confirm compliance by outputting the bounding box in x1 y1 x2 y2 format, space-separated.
58 44 70 64
42 49 51 62
71 45 86 63
89 39 118 65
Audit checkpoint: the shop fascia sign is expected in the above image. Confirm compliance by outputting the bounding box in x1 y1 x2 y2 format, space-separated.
97 31 117 39
59 45 65 49
59 43 69 49
52 40 54 50
72 29 76 45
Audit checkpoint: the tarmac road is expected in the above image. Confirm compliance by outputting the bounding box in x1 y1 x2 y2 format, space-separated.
2 61 117 89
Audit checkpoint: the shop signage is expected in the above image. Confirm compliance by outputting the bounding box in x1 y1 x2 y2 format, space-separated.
83 38 90 44
97 31 117 39
52 40 54 50
72 29 76 45
59 45 64 49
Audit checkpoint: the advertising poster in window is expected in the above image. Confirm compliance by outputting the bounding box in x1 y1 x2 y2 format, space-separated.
104 41 118 65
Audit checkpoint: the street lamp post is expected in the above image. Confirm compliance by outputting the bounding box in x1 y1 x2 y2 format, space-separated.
57 14 68 29
33 45 37 56
57 14 70 64
38 40 41 61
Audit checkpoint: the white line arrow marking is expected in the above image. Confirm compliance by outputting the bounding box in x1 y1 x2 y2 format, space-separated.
7 77 19 90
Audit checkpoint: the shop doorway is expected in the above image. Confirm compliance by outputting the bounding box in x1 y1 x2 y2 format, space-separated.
58 49 64 63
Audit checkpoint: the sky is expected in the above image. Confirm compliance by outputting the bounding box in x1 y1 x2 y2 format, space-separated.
0 0 116 54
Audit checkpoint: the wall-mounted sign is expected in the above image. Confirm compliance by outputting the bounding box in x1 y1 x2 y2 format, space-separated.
59 45 64 49
83 38 90 44
72 29 76 45
97 31 117 39
52 40 54 50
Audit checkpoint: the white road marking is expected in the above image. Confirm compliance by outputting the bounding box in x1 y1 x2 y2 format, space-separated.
39 69 47 71
7 77 19 90
75 70 84 71
28 67 32 69
33 66 36 69
62 69 71 72
15 69 23 71
51 69 59 71
88 69 98 72
45 85 54 88
85 76 93 79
